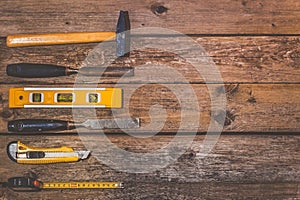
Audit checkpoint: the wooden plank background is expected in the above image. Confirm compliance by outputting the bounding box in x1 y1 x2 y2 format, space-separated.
0 0 299 199
0 135 299 199
1 36 300 84
0 84 299 133
1 0 300 35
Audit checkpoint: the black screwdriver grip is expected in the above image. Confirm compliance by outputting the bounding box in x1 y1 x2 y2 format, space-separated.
6 63 67 78
8 119 69 132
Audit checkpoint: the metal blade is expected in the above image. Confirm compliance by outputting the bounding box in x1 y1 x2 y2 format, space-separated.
81 118 140 130
16 151 90 160
78 67 134 77
116 10 130 57
44 151 90 159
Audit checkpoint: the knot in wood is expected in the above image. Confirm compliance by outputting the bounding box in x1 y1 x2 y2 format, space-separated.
0 109 13 119
151 4 168 16
212 109 236 127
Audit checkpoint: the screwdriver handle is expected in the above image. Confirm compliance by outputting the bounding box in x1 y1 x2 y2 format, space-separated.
7 63 69 78
8 119 70 132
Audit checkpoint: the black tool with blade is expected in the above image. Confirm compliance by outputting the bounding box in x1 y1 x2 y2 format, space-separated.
7 63 134 78
8 118 140 132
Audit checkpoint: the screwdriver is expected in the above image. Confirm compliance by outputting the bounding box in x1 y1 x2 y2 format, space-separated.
8 118 140 132
6 63 134 78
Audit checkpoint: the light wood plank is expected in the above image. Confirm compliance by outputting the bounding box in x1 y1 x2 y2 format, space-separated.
1 0 300 36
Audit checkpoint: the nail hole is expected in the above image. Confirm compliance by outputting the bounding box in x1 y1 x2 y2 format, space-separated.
19 96 23 100
242 0 247 6
189 152 196 159
141 23 145 26
272 23 276 27
247 97 256 103
65 22 70 25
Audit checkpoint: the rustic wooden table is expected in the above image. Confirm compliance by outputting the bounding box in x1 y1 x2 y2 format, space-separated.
0 0 299 199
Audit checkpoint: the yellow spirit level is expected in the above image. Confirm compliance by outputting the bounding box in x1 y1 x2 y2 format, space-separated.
9 87 122 108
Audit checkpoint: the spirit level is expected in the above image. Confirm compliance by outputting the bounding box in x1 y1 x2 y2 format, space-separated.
7 141 90 164
0 177 123 192
9 87 122 108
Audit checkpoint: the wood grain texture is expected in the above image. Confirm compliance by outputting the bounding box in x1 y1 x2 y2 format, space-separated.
0 135 299 199
0 84 299 133
1 0 300 36
1 182 298 200
1 36 299 84
1 0 299 198
6 32 116 47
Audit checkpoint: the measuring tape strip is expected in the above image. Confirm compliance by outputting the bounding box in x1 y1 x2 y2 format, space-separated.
9 87 122 108
0 177 123 192
42 182 123 189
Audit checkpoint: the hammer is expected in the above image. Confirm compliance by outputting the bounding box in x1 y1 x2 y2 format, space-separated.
6 10 130 57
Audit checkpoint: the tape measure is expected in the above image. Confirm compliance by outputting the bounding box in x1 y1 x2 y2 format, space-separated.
9 87 122 108
42 181 123 189
0 177 123 192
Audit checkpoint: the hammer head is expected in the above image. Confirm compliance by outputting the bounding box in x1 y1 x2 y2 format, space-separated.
116 10 130 57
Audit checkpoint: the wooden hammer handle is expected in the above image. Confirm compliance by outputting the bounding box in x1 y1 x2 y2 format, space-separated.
6 32 116 47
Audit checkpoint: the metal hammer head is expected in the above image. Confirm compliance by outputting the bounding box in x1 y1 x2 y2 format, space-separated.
116 10 130 57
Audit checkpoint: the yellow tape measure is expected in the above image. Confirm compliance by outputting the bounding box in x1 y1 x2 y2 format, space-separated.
42 181 123 189
9 87 122 108
0 177 123 192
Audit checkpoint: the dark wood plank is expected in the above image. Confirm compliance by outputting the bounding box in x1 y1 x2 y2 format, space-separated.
1 182 299 200
0 135 299 199
1 0 300 36
1 36 300 84
0 84 299 133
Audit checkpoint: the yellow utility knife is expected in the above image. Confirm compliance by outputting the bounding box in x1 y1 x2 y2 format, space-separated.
7 141 90 164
